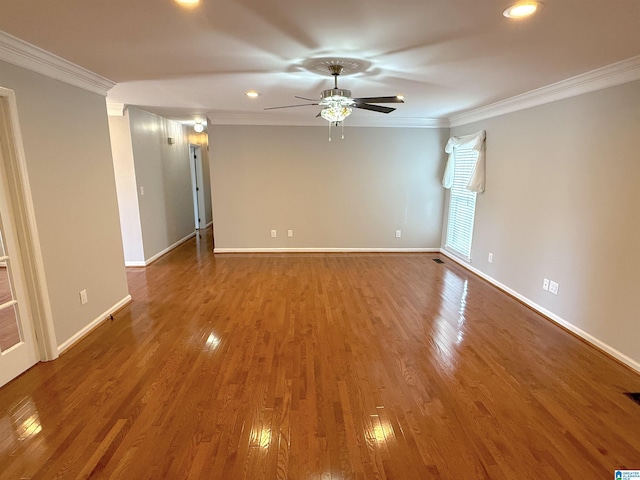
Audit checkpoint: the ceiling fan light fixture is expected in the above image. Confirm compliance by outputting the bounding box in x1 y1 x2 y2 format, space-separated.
320 105 353 124
503 1 541 18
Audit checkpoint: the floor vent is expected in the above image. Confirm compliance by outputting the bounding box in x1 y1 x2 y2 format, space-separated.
624 392 640 406
433 258 444 264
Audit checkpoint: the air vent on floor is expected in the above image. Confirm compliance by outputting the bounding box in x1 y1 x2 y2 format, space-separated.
433 258 444 264
624 392 640 406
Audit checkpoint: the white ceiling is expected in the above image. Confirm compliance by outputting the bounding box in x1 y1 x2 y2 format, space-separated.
0 0 639 127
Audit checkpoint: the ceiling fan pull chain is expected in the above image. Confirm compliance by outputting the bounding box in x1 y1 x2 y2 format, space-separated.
341 121 345 140
328 121 332 142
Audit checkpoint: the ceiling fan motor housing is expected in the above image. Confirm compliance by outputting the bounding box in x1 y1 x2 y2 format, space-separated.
320 89 354 105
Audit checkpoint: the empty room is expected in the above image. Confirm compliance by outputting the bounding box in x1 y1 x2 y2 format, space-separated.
0 1 640 479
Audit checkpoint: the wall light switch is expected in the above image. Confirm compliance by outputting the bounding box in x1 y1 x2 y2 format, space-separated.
80 289 88 305
395 230 402 238
270 230 277 238
549 281 559 295
543 278 549 291
287 230 293 237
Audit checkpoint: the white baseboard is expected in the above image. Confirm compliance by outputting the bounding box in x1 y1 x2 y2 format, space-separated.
125 231 203 267
214 247 440 254
124 260 146 267
439 249 640 374
144 231 196 265
57 295 132 354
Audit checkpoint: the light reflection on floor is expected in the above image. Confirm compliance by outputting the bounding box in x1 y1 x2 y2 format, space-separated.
0 396 43 457
205 331 221 350
433 269 469 369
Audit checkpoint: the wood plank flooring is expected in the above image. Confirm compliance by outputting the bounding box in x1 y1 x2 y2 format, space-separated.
1 228 640 479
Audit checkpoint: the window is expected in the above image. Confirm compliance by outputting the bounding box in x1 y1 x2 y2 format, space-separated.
442 130 486 261
445 145 480 260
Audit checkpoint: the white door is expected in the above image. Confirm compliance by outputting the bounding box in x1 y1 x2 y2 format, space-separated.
0 140 38 388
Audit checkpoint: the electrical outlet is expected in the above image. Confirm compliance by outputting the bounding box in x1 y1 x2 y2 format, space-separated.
140 186 144 196
488 252 493 263
270 230 277 238
549 281 559 295
543 278 549 291
395 230 402 238
80 289 88 305
287 230 293 238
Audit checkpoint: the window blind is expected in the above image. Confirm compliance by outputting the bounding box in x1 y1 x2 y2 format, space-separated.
445 146 479 259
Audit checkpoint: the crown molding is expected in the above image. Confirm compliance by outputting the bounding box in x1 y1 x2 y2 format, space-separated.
449 55 640 127
0 30 115 96
207 112 449 129
106 102 126 117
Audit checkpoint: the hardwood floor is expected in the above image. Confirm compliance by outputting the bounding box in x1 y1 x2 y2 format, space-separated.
1 228 640 479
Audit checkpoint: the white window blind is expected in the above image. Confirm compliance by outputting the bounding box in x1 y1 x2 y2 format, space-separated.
445 146 479 259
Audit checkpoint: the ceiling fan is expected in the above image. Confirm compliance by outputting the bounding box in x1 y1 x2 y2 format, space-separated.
264 64 404 125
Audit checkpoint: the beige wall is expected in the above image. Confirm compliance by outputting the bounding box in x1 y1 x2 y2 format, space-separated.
0 60 129 347
449 79 640 366
210 125 448 250
128 107 195 260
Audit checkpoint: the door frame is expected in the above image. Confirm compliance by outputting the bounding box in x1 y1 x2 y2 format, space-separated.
0 86 57 362
189 144 206 230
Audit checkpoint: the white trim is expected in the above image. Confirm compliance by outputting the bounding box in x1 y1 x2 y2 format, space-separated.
439 249 640 374
124 231 199 267
207 113 449 129
106 102 126 117
214 247 440 253
449 55 640 127
124 261 146 267
144 231 196 265
0 86 58 360
0 30 115 96
204 221 213 228
57 295 132 354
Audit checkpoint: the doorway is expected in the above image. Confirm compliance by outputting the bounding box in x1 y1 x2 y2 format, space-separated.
0 145 38 386
0 86 56 387
189 144 206 230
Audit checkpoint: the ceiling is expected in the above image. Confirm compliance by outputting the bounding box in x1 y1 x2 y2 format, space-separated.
0 0 639 127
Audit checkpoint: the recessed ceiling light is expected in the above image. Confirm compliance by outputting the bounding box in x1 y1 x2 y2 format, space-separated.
503 1 540 19
174 0 200 7
246 91 260 98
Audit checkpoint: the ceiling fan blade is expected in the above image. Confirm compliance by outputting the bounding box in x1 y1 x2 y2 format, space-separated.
295 96 320 102
353 103 396 114
316 111 322 118
264 103 318 110
352 96 404 104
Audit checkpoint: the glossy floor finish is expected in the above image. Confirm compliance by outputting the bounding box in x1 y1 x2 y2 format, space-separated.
1 230 640 479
